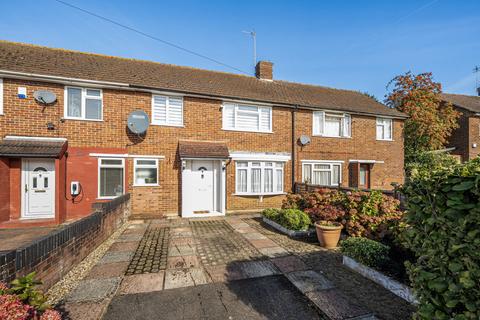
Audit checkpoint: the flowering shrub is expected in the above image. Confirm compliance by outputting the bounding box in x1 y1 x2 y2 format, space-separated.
0 274 62 320
262 208 311 231
284 188 403 240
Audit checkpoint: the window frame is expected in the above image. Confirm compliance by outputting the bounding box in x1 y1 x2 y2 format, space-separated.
222 102 273 133
376 117 393 141
0 78 3 115
235 161 284 195
313 111 351 138
302 161 342 186
151 94 184 127
64 86 103 121
133 158 159 187
97 157 125 199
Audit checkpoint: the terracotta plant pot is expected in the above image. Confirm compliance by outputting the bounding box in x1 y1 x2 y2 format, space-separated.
315 221 343 249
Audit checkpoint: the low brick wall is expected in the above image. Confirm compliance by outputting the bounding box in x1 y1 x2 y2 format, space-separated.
0 194 130 290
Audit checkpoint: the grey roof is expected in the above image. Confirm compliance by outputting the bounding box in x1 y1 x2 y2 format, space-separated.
0 139 67 157
0 40 406 118
442 93 480 113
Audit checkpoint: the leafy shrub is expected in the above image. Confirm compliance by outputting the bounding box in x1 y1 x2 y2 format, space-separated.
401 158 480 319
262 208 311 231
340 237 390 269
0 273 61 320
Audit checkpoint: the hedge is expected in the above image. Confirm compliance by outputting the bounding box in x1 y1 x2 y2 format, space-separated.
262 208 311 231
340 237 390 269
402 158 480 319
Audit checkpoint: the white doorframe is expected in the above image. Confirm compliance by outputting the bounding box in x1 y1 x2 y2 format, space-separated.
181 158 226 217
21 158 56 219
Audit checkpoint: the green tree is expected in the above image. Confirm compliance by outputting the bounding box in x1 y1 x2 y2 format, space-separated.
385 72 460 164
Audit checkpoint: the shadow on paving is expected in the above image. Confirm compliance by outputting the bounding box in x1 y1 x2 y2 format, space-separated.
103 275 324 320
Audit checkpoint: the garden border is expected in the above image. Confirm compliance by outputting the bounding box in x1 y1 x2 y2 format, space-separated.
342 255 418 304
262 217 316 239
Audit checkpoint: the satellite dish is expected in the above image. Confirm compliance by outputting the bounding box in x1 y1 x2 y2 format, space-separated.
127 110 149 135
33 90 57 104
299 135 311 146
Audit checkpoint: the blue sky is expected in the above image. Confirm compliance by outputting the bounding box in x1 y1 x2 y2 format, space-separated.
1 0 479 100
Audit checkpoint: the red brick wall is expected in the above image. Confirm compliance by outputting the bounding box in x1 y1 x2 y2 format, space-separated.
468 116 480 160
9 159 21 220
447 107 480 161
0 78 405 218
0 158 10 222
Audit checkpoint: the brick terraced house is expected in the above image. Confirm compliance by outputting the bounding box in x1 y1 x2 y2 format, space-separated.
0 41 406 227
442 93 480 161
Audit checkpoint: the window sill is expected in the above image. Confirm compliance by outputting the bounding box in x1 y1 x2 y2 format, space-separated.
63 117 104 122
222 128 273 134
151 123 184 128
97 195 123 200
312 135 351 139
133 184 160 187
232 192 286 196
376 139 394 142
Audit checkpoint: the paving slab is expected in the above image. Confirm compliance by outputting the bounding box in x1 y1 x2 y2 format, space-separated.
108 241 139 252
306 288 373 320
119 272 165 295
271 255 309 273
242 232 267 240
248 238 278 249
61 301 108 320
286 270 334 293
98 251 134 264
115 234 143 242
167 255 199 269
103 275 323 320
234 226 257 234
66 278 121 303
204 264 245 283
164 268 209 290
169 236 195 246
235 260 280 279
168 244 196 256
85 262 129 279
258 246 289 258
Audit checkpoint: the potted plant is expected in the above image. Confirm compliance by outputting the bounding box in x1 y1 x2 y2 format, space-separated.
314 220 343 249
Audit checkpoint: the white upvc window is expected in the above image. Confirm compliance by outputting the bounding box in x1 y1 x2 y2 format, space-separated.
98 158 124 199
151 95 183 126
223 102 272 133
134 158 159 186
0 78 3 115
236 161 284 195
313 111 351 137
64 87 103 120
376 117 393 140
302 161 342 186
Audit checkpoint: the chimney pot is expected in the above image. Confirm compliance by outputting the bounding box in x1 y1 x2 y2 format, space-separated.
255 61 273 80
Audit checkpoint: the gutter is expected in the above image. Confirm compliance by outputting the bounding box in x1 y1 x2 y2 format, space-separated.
0 69 408 119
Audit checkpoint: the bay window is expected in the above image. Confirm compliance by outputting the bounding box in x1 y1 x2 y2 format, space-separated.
376 117 393 140
65 87 103 120
313 111 351 137
302 162 342 186
98 158 124 198
236 161 284 195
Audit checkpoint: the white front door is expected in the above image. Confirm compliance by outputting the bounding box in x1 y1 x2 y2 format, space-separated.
181 159 226 217
190 160 214 213
22 159 55 219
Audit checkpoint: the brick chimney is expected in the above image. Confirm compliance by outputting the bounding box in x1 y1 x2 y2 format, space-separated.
255 61 273 80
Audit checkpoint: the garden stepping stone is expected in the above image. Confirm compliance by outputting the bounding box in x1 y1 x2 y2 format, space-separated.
119 272 165 294
67 277 121 302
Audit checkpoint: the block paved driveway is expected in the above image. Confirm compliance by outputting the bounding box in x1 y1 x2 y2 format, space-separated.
61 216 414 320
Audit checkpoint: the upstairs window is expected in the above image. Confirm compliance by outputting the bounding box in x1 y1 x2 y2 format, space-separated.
313 111 351 137
65 87 103 120
376 118 393 140
236 161 284 195
223 103 272 132
0 78 3 115
302 162 342 186
152 95 183 126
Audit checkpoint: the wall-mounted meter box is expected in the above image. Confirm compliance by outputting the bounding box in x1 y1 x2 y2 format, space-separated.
17 87 27 99
71 181 80 196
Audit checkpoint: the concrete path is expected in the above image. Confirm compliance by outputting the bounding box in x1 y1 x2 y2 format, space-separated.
59 216 413 320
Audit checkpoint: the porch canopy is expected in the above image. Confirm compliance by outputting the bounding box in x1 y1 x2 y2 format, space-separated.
0 137 67 158
178 141 229 159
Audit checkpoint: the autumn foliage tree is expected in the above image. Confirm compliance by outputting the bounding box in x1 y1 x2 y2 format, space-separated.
385 72 460 163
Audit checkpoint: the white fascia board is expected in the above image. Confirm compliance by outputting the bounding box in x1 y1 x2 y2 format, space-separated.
349 159 385 164
4 136 67 142
89 153 165 159
300 159 345 163
229 151 291 162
